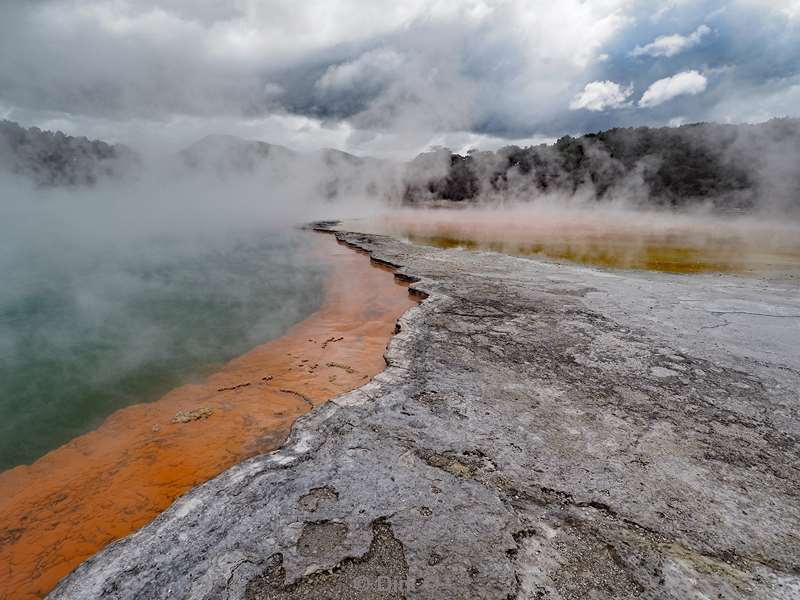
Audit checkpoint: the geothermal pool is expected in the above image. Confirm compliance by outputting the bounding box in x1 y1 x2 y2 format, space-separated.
0 232 416 599
347 209 800 275
0 228 329 471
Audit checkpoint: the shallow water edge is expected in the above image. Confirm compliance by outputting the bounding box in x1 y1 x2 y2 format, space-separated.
0 232 417 600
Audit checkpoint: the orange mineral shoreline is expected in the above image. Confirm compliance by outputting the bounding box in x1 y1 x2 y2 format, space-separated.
0 232 418 600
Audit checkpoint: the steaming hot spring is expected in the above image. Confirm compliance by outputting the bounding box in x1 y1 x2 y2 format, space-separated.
345 207 800 275
5 2 800 597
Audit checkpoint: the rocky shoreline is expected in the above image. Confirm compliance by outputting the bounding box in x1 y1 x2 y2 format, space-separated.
49 224 800 599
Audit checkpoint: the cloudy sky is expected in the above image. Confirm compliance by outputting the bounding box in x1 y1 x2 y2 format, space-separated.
2 0 799 157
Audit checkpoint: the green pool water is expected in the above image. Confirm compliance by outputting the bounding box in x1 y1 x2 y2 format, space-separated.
0 228 326 471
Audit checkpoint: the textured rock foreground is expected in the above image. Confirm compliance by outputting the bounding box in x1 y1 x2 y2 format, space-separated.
50 226 800 599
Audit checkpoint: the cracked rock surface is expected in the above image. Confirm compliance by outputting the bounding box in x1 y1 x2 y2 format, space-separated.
49 226 800 599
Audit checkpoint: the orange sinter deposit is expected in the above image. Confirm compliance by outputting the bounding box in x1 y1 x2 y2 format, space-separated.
0 233 418 600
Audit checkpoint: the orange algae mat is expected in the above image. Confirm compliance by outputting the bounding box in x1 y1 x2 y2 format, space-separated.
0 233 418 600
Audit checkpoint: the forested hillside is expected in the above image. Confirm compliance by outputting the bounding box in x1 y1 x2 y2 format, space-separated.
0 120 137 186
402 119 800 211
5 117 799 213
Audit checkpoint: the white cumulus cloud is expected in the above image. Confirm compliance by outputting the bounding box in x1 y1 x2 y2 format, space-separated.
631 24 711 58
569 80 633 111
315 49 405 92
639 70 708 108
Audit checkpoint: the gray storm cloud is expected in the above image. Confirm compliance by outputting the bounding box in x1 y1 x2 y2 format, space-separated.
0 1 799 157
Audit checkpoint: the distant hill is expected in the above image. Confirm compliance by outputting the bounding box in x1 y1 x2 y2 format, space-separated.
8 118 796 213
319 148 367 167
178 134 296 175
0 120 138 186
402 119 800 212
176 134 390 201
178 135 376 173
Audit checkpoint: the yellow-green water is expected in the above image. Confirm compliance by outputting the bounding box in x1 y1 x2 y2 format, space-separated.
347 211 800 275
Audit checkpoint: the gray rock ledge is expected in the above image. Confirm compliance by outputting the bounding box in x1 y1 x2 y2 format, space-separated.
49 226 800 599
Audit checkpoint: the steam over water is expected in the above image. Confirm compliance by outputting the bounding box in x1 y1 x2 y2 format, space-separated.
350 209 800 275
0 185 327 472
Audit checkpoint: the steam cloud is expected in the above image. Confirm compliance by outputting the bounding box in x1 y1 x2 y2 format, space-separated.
0 129 400 469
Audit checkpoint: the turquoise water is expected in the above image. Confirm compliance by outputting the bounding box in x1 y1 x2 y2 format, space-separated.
0 227 326 471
